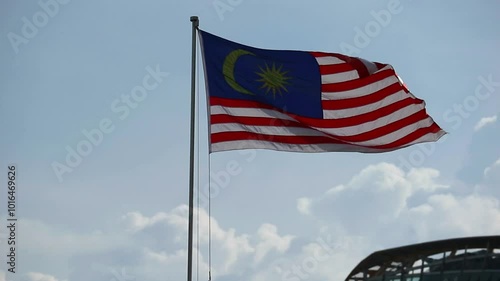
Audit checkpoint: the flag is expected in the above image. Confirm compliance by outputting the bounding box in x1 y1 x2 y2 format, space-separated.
199 30 445 153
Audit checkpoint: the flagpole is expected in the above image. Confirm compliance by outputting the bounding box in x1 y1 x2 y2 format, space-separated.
187 15 199 281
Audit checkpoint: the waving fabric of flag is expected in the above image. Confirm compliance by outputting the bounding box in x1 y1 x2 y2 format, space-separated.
199 30 445 153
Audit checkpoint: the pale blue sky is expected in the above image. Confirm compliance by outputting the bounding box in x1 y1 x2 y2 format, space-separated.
1 1 499 281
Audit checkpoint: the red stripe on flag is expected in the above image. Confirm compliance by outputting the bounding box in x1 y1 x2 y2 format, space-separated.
375 62 386 70
309 52 339 57
211 131 344 145
344 57 369 78
319 63 354 74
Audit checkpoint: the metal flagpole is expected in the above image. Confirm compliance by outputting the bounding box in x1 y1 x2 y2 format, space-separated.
187 15 199 281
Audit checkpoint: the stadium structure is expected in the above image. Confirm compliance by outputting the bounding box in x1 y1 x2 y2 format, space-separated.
346 236 500 281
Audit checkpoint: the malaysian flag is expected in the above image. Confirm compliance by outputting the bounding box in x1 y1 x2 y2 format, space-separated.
199 30 445 153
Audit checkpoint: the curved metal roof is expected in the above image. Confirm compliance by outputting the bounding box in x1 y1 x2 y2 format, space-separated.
346 236 500 281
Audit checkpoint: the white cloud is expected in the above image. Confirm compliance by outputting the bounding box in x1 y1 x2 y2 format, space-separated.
1 269 65 281
8 217 132 280
407 168 449 192
252 234 373 281
474 115 497 131
420 193 500 235
254 224 294 264
14 204 296 281
121 207 295 277
299 163 449 234
24 272 65 281
477 157 500 198
298 236 373 281
121 211 168 233
299 163 500 248
138 248 201 281
297 197 312 215
484 158 500 177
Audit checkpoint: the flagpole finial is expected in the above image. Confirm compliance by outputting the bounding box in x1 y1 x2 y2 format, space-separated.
190 16 199 27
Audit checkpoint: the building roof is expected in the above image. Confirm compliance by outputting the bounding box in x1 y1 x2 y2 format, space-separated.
346 236 500 281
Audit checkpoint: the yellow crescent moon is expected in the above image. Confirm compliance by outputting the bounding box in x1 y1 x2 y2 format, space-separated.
223 49 255 96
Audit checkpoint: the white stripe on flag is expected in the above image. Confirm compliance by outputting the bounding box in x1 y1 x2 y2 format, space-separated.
211 105 297 121
321 70 359 84
211 123 326 137
315 56 345 65
211 140 392 153
358 57 379 75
